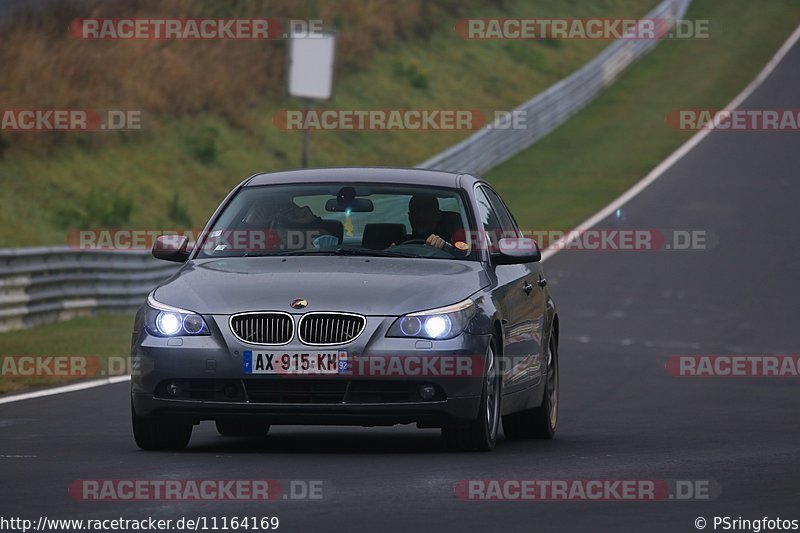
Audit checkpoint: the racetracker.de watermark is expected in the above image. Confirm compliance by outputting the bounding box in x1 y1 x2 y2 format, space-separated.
69 18 324 40
67 229 200 250
455 479 720 501
68 479 325 501
457 228 712 252
273 109 532 131
247 353 487 377
455 18 711 40
0 355 129 378
273 109 488 131
667 109 800 131
1 109 142 131
666 355 800 377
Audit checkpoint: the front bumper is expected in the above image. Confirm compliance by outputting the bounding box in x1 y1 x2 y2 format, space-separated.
131 313 491 427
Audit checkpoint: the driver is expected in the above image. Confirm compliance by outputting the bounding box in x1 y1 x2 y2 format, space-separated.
404 194 457 249
242 200 334 250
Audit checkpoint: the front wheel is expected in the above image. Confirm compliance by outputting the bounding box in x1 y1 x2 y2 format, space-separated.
131 401 192 451
442 341 501 451
502 333 558 440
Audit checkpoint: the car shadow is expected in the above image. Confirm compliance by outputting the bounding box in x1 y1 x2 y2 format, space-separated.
185 426 448 454
178 424 574 455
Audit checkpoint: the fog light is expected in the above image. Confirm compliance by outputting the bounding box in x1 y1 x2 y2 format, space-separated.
223 382 239 399
166 381 181 397
419 383 436 400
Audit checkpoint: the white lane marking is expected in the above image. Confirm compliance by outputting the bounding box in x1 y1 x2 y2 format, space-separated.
1 26 799 406
0 375 130 405
541 23 800 262
0 455 38 458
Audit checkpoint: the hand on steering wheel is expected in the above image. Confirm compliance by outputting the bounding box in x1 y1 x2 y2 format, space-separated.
398 235 446 249
395 235 467 257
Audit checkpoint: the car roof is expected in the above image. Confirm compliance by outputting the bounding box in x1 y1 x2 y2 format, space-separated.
244 167 480 189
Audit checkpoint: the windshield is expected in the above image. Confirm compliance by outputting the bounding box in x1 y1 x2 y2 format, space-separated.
195 182 478 261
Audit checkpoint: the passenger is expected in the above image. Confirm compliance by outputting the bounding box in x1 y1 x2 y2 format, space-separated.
246 201 334 250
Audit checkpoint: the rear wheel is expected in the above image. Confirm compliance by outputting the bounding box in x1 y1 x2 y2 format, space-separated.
131 401 192 451
442 341 501 451
502 333 558 440
215 418 270 437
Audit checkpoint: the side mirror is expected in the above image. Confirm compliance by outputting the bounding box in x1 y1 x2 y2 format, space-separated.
152 235 191 263
493 237 541 265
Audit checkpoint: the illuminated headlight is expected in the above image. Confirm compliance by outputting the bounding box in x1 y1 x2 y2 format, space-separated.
387 299 476 340
145 294 209 337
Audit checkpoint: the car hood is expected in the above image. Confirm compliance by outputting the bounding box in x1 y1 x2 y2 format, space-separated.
153 256 490 316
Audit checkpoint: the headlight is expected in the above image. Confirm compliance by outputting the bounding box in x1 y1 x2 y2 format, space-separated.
144 294 209 337
387 299 476 340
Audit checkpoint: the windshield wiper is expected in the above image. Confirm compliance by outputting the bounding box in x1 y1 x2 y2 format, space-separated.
331 247 419 258
243 247 419 258
243 248 333 257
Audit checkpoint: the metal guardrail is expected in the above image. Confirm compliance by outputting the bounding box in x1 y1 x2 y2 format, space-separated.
0 247 179 332
417 0 693 173
0 0 692 332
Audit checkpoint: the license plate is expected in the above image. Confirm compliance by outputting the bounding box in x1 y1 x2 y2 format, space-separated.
243 350 347 375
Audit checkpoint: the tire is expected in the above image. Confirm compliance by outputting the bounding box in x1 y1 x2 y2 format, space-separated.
442 340 501 452
502 333 558 440
215 418 270 437
131 401 192 451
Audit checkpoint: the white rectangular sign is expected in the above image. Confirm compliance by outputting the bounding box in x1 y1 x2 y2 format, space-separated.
287 31 335 100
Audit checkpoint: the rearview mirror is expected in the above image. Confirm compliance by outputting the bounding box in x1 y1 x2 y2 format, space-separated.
494 237 541 264
152 235 191 263
325 198 374 212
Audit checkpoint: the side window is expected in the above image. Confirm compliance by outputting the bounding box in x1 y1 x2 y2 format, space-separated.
474 187 502 232
474 187 503 251
481 186 519 237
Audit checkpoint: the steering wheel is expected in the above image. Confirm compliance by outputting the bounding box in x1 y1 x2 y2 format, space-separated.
390 238 468 258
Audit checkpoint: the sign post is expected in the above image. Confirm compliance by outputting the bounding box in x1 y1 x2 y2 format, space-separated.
287 29 336 168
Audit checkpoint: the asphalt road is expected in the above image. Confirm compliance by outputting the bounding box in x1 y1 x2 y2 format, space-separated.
2 33 800 533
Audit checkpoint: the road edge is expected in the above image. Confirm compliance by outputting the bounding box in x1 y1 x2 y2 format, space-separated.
540 23 800 261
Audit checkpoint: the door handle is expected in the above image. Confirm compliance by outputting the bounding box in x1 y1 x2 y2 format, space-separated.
522 280 533 295
537 275 547 288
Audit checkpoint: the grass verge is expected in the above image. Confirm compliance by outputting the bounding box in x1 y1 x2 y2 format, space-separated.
0 313 133 394
485 0 800 231
0 0 655 246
